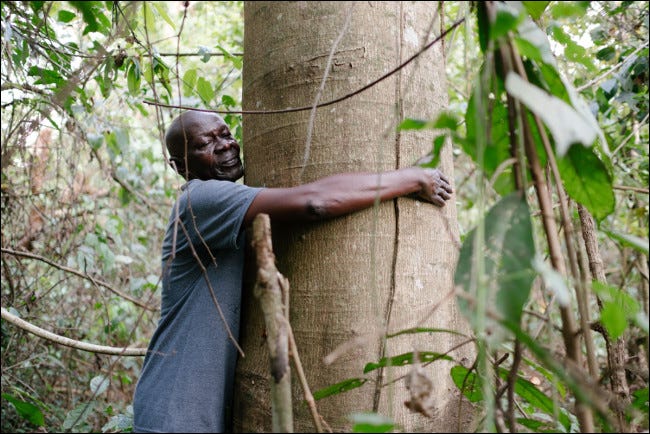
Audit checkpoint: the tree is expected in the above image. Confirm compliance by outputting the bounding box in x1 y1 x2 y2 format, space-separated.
233 2 474 432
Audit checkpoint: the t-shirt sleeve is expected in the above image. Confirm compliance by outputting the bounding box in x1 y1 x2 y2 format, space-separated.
180 180 262 251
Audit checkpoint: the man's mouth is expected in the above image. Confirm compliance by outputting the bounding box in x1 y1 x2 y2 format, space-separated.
220 157 240 168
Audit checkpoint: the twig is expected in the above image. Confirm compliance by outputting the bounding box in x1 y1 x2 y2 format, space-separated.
1 307 147 356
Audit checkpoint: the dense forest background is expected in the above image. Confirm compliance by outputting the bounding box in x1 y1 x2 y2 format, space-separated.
1 1 648 432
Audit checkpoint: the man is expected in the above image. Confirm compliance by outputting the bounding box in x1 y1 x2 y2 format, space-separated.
132 110 453 432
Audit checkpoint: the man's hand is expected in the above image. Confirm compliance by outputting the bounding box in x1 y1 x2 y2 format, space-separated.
413 168 453 207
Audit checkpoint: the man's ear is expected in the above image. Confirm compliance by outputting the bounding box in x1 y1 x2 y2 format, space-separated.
169 157 187 177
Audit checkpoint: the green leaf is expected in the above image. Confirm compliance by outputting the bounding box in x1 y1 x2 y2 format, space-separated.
550 1 590 19
464 85 515 195
57 10 76 23
127 59 141 96
505 72 599 156
450 365 483 402
196 76 214 105
397 118 433 131
183 69 198 96
631 388 649 413
491 2 522 41
415 135 446 169
500 369 571 430
522 1 550 19
557 144 615 222
68 1 110 35
350 413 394 433
152 2 175 30
455 193 536 339
312 378 368 400
603 229 649 255
516 19 556 66
600 302 628 341
596 46 616 62
592 281 642 340
363 351 452 374
28 66 63 85
1 394 45 427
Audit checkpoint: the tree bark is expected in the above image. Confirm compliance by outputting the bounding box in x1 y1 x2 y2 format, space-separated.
234 2 473 432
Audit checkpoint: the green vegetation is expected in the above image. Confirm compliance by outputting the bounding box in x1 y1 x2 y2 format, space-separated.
1 1 647 432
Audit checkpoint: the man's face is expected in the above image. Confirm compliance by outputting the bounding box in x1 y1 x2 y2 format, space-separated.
171 112 244 181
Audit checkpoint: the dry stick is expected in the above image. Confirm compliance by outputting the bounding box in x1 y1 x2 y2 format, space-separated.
577 204 631 430
527 111 600 379
251 214 294 433
252 214 326 433
1 307 147 356
1 247 157 311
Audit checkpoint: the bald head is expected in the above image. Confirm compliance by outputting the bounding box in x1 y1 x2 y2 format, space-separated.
164 111 243 181
165 111 225 159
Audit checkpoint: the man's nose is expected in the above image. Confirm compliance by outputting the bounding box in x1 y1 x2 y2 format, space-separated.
215 140 233 152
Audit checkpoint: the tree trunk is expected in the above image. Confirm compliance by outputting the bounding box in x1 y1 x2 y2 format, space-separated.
234 2 474 432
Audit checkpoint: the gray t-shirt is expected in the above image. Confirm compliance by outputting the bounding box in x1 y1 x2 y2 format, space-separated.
133 179 262 433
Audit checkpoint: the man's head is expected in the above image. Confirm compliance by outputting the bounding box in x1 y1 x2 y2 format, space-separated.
165 111 244 181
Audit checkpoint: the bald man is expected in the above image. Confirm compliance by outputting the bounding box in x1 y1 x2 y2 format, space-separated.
132 110 453 432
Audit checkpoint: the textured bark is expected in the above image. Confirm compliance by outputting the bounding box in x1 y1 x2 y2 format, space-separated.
234 2 473 432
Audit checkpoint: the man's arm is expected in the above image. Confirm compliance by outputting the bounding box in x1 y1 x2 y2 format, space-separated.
243 167 452 226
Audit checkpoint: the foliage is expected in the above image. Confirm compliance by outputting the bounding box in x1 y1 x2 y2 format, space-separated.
1 1 647 433
1 1 243 431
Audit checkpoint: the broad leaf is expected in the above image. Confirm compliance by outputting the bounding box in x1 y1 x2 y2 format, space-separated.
363 351 452 374
1 394 44 427
505 72 599 156
557 144 615 222
455 192 536 343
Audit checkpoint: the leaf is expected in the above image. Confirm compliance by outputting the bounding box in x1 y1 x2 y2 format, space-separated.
557 144 615 222
152 2 175 30
2 394 45 427
182 69 198 96
505 72 598 156
592 281 642 340
312 378 368 400
522 1 550 19
603 229 649 255
600 302 628 341
90 375 109 396
491 2 522 41
57 10 76 23
397 118 433 131
363 351 452 374
416 135 446 169
450 365 483 402
500 369 571 430
196 76 214 105
127 59 141 96
350 413 394 433
455 192 536 342
63 401 96 430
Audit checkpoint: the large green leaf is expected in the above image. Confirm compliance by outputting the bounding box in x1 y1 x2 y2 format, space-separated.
1 394 45 427
455 192 536 341
557 144 615 222
505 72 599 156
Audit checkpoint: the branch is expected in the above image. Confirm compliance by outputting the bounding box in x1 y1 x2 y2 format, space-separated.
1 247 158 311
1 307 147 356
